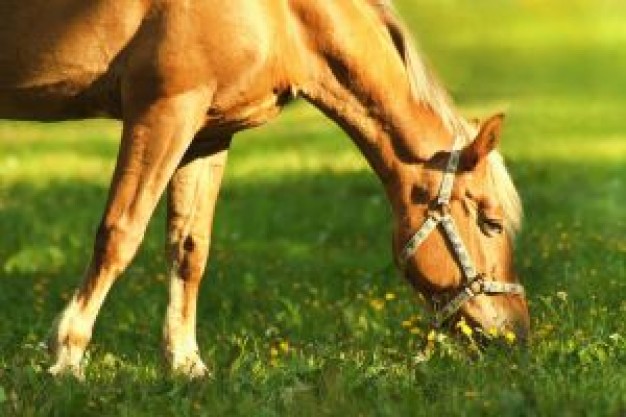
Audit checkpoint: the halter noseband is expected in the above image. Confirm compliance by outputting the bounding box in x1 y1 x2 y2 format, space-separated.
400 135 524 328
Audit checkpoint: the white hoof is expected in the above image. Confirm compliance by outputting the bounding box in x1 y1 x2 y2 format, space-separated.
46 311 89 381
170 352 211 379
48 352 85 381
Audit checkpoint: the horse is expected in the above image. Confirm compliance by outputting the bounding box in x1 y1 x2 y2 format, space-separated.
0 0 529 378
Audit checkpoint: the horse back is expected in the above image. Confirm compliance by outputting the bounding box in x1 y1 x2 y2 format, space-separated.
0 0 310 125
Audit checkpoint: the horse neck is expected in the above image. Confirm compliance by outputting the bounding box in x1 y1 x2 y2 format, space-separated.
312 96 449 210
298 37 453 220
290 1 456 216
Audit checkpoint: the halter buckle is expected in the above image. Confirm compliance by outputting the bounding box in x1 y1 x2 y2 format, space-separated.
467 275 485 296
427 202 450 220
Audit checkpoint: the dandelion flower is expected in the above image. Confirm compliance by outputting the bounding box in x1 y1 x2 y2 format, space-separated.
369 298 385 311
427 329 437 342
504 331 516 344
456 319 473 338
270 347 279 358
488 327 499 338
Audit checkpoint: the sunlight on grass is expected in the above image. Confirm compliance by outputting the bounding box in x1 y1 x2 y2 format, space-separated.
0 153 115 184
506 135 626 161
0 120 119 145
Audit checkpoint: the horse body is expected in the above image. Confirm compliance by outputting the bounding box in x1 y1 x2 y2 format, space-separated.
0 0 140 119
0 0 302 125
0 0 529 378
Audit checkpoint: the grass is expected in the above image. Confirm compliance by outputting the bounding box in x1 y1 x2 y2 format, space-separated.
1 1 625 416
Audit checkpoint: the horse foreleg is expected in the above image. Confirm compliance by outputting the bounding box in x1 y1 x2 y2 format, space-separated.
47 89 210 378
163 137 230 378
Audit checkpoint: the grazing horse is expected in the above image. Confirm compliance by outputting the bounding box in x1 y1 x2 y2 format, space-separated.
1 0 529 378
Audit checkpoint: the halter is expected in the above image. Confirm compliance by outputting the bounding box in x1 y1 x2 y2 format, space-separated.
400 135 524 328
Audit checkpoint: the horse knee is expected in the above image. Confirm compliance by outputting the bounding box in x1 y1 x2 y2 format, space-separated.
169 233 210 282
94 223 144 273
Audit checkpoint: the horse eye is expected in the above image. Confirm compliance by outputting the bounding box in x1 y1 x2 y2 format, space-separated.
480 216 504 237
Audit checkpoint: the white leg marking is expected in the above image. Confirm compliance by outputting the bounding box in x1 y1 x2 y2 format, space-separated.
163 266 209 378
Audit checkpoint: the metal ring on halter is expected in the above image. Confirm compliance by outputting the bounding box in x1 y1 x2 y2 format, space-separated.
468 275 485 296
427 202 450 222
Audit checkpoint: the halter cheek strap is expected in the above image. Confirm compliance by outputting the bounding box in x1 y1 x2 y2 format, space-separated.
400 136 524 328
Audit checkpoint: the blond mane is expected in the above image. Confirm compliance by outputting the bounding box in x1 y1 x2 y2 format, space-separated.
373 1 523 235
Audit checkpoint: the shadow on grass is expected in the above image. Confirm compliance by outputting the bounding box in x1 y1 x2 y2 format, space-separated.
0 170 390 356
0 158 623 359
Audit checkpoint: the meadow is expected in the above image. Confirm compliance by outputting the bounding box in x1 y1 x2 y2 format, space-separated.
0 1 625 416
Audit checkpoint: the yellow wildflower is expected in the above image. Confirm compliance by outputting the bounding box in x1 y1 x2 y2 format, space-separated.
504 331 516 344
279 340 289 354
385 292 396 301
369 298 385 311
270 347 279 358
401 319 413 328
487 327 499 338
456 319 473 338
427 329 437 342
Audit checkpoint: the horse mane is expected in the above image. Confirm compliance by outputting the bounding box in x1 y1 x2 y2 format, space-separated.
371 1 523 236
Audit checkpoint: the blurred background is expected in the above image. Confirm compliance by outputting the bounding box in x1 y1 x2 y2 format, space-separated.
399 0 626 158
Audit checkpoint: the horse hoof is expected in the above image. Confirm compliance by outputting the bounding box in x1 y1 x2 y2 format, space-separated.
187 361 210 379
48 362 85 381
171 355 211 379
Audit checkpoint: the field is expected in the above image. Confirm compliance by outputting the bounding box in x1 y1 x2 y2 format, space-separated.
1 1 625 416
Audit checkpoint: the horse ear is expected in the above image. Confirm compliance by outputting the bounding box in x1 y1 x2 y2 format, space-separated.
460 113 505 169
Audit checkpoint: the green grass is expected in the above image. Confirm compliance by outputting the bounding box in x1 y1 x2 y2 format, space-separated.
1 1 625 416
